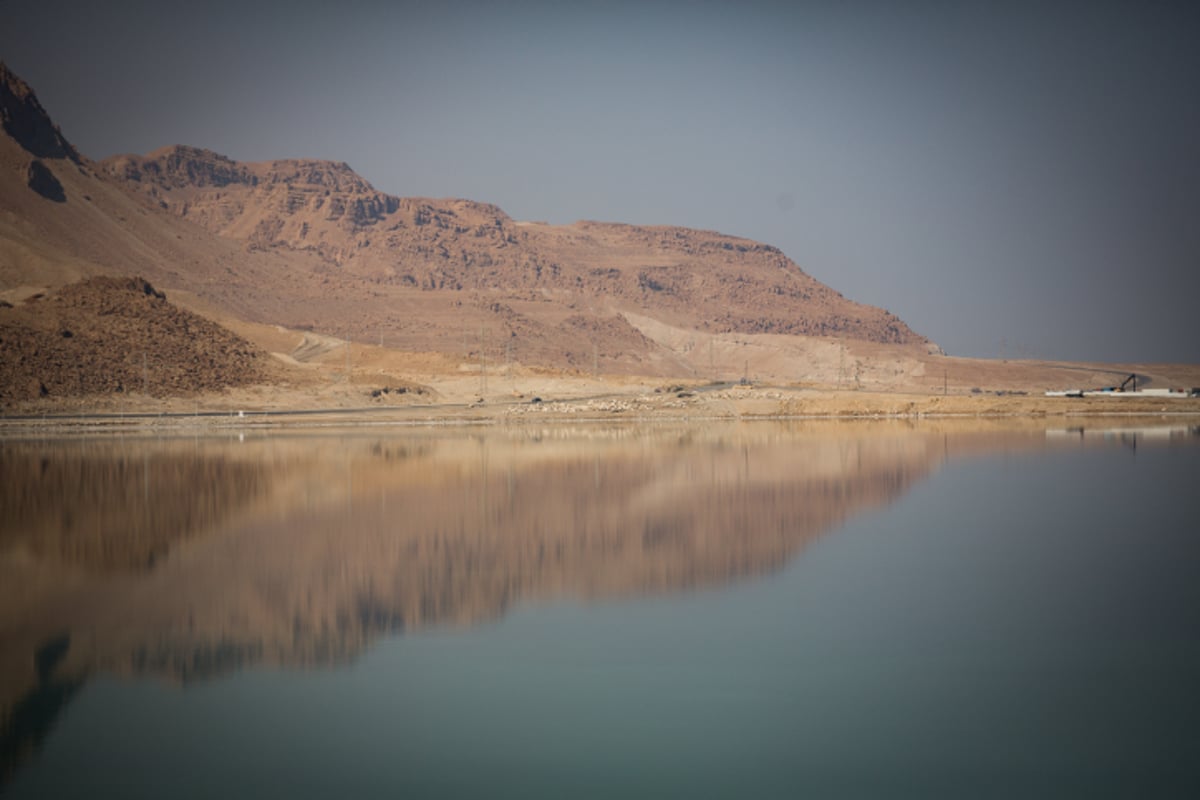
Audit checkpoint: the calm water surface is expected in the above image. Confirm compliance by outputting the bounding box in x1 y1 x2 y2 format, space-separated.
2 421 1198 798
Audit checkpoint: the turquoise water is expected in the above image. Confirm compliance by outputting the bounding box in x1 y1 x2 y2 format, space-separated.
2 423 1198 797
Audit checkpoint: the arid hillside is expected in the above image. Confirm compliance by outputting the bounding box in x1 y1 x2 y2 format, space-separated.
0 65 359 320
8 61 1194 407
0 276 272 406
101 145 926 346
3 59 938 381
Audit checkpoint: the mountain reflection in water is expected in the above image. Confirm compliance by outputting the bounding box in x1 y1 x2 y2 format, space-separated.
2 420 1191 784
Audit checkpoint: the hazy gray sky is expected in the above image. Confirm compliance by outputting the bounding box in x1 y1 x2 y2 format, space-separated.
3 0 1197 363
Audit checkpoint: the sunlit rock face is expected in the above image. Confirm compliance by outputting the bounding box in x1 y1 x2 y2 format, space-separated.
100 145 929 353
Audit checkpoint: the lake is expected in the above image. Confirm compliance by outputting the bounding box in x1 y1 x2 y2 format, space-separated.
2 420 1198 798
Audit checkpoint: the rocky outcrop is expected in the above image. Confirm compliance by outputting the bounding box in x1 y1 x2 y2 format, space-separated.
103 146 410 227
103 145 253 189
0 61 81 163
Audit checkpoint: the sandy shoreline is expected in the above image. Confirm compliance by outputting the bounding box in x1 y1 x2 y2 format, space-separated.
4 382 1198 436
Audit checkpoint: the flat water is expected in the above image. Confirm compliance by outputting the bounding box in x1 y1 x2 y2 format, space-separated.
2 421 1198 798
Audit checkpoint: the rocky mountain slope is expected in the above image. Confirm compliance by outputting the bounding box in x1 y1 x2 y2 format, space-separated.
0 64 339 322
2 60 931 386
103 145 925 345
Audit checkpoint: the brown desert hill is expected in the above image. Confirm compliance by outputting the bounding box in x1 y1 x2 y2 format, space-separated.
2 60 934 387
0 275 272 406
3 62 1198 402
0 64 342 320
102 144 928 347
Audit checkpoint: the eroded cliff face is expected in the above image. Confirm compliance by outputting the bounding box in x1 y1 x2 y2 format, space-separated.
101 145 928 348
0 423 976 729
3 62 932 380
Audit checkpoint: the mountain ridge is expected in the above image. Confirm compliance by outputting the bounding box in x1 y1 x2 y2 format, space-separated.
102 143 929 346
2 61 933 385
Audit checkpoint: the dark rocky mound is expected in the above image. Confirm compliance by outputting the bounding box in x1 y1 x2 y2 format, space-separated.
0 276 268 407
